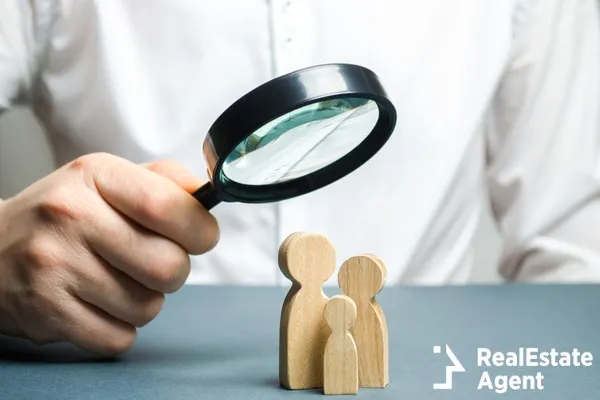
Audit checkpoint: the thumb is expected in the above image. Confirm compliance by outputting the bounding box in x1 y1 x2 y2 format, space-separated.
142 159 208 193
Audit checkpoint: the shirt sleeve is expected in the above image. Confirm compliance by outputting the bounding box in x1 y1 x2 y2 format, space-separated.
0 0 37 111
486 0 600 282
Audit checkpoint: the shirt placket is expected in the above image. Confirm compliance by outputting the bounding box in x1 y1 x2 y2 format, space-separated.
267 0 315 285
269 0 314 76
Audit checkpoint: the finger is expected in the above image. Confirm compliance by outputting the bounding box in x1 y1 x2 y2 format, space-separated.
81 194 192 293
71 153 219 254
59 294 137 356
69 251 165 327
142 159 207 193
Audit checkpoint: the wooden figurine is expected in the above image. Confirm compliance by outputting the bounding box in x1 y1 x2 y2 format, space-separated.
278 232 337 389
338 254 389 388
323 295 359 395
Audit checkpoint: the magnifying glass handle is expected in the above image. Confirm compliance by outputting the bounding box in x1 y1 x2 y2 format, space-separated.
192 182 221 210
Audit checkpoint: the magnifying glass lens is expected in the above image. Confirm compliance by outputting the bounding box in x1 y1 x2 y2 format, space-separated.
221 97 379 186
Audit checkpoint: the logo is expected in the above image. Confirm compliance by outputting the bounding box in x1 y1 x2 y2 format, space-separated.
433 345 465 390
431 346 594 393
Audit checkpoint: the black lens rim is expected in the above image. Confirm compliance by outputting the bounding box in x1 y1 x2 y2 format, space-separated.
202 63 397 203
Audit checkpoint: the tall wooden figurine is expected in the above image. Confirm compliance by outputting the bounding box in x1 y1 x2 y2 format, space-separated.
278 232 336 389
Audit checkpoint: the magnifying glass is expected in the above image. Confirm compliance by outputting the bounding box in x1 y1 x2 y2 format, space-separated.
192 63 397 210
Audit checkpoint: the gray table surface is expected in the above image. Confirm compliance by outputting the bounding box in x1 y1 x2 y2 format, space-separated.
1 284 600 399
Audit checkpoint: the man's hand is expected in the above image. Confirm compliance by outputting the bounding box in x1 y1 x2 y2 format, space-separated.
0 153 219 355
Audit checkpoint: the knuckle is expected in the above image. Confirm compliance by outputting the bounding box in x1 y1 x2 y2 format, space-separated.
100 327 137 355
206 218 220 251
147 250 189 293
192 216 220 255
136 293 165 327
145 159 175 175
22 235 63 271
137 189 174 224
67 153 107 171
19 288 70 343
65 153 110 190
35 187 84 224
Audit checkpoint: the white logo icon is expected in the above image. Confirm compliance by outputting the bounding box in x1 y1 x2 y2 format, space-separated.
433 345 465 390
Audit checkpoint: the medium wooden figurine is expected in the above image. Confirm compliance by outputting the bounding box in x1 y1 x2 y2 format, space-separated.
338 254 389 388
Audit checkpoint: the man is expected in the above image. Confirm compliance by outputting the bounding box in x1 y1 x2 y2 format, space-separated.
0 0 598 354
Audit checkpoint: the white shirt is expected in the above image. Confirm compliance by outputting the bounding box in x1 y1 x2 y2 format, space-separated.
0 0 599 285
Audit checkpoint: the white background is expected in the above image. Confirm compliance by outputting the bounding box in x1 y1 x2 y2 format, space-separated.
0 108 503 283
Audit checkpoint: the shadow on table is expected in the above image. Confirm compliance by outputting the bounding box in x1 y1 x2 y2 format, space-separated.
171 375 322 395
0 334 272 367
0 335 118 364
0 336 324 395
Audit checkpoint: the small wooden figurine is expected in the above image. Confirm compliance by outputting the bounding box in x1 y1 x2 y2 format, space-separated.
278 232 337 389
323 295 359 395
338 254 389 388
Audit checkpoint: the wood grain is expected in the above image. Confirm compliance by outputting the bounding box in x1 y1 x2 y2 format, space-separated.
323 295 359 395
338 254 389 388
278 232 337 389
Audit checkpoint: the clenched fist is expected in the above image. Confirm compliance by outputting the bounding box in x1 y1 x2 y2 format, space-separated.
0 153 219 355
